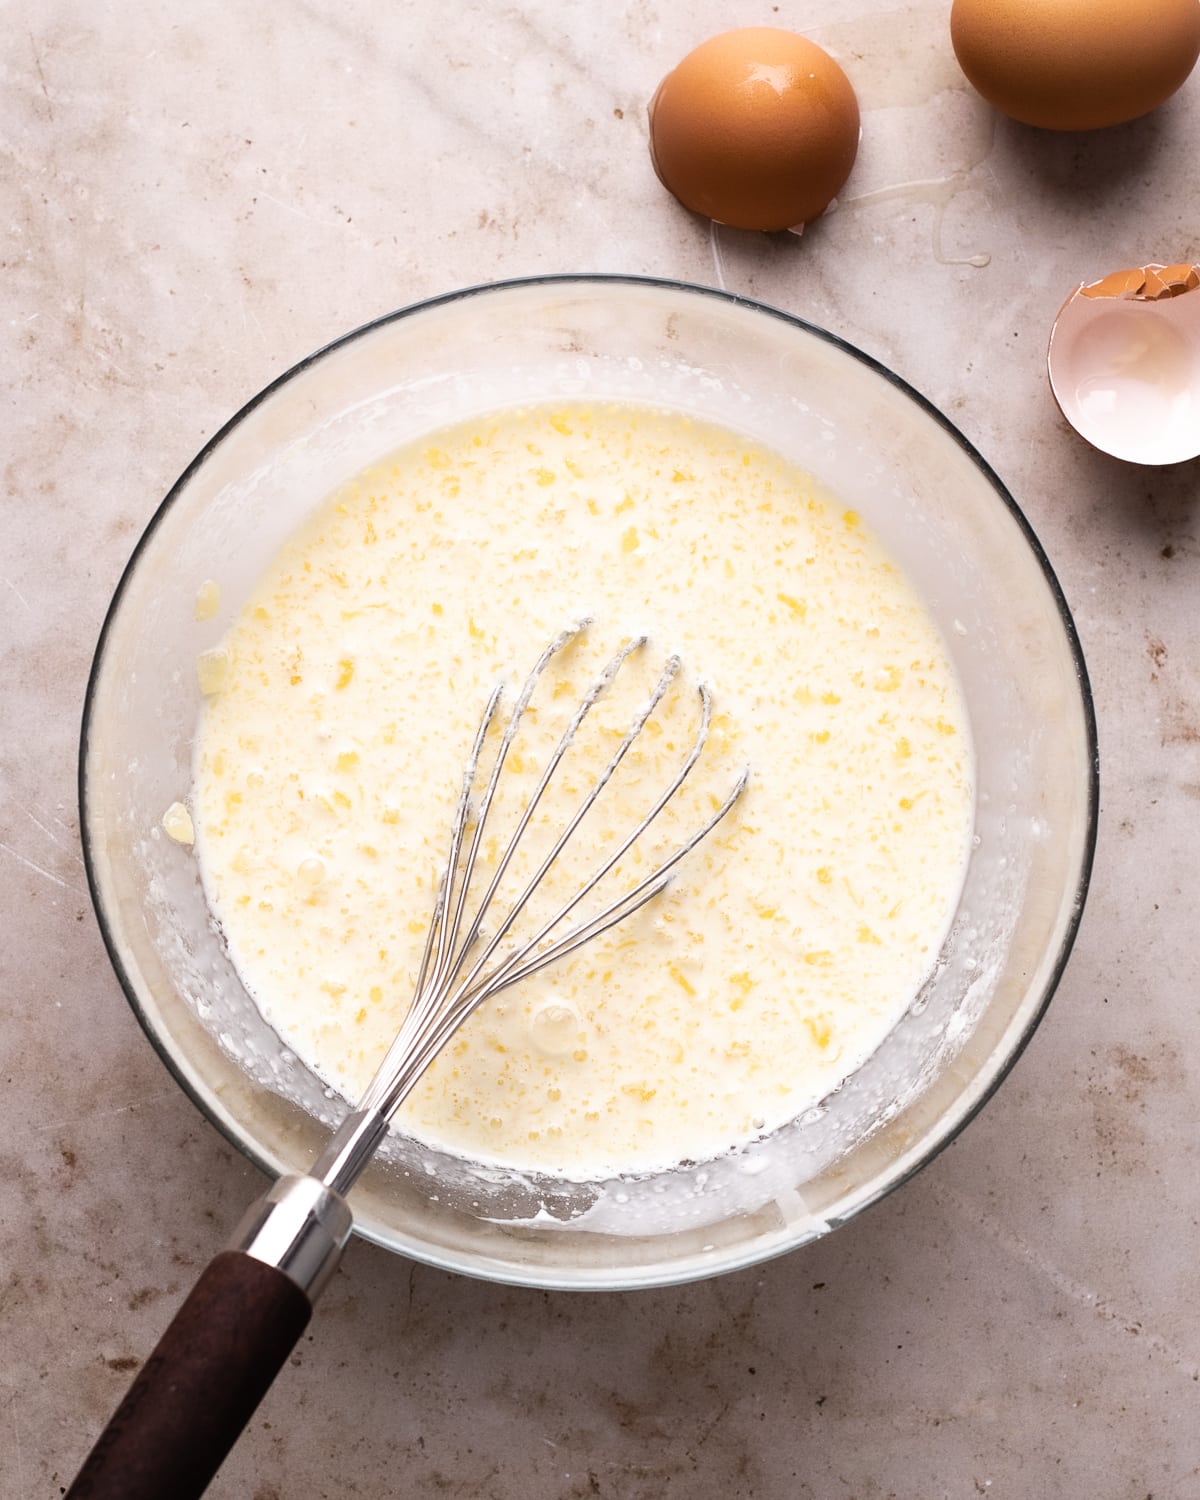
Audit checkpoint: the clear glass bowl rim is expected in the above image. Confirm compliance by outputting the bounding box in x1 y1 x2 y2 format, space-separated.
78 273 1100 1286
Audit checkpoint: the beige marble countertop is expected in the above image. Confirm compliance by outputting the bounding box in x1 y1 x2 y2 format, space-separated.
4 2 1199 1495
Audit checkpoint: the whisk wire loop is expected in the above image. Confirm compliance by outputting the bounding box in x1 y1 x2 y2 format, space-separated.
336 628 748 1163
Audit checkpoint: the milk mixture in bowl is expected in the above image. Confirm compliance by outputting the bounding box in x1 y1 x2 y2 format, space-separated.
191 403 973 1179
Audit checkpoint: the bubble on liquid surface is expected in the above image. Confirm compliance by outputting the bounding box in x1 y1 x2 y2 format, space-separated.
529 999 581 1057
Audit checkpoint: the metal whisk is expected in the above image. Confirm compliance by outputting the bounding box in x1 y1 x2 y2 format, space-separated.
68 625 747 1500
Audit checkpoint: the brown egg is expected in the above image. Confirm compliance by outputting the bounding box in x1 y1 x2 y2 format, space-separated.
951 0 1200 130
648 27 860 232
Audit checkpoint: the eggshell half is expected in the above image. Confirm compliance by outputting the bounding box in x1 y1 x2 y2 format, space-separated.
1048 264 1200 465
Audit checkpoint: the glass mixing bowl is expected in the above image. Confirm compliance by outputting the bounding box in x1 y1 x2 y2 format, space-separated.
80 275 1098 1290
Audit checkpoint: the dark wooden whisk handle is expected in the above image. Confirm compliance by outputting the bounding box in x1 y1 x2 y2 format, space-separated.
66 1174 353 1499
66 1250 312 1500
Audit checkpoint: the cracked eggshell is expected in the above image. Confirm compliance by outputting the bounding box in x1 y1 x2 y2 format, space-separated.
1047 264 1200 465
648 27 860 232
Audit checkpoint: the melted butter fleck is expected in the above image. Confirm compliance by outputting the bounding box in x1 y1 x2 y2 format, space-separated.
194 579 221 622
196 647 232 696
162 801 195 845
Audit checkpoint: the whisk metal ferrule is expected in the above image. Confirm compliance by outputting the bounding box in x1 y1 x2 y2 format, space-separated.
230 1174 353 1300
